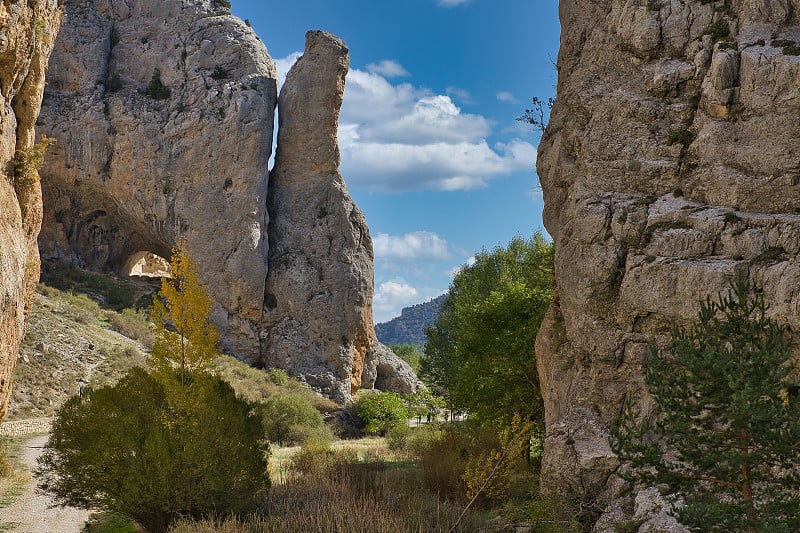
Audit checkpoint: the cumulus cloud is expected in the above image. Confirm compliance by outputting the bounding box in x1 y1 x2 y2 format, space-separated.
373 280 419 322
339 69 536 192
367 59 410 78
496 91 518 103
446 86 474 105
374 231 451 261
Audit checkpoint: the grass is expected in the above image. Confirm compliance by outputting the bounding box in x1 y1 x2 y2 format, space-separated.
40 259 137 311
0 437 30 515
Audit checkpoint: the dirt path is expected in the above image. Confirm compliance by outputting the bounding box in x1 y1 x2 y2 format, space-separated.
0 434 90 533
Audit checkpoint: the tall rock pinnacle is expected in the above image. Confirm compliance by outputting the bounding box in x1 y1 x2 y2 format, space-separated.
262 31 376 404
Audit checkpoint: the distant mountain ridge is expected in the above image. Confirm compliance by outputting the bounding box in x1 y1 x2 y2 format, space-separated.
375 295 447 347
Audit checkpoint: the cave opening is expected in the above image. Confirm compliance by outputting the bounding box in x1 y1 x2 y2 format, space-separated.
122 251 170 278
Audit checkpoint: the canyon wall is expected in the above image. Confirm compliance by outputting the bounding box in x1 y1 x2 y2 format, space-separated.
0 0 62 420
35 0 417 402
536 0 800 525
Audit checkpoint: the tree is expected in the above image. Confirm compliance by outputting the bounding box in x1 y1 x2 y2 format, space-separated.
37 247 270 532
421 232 554 426
36 368 269 533
150 244 219 382
358 391 410 436
517 96 554 133
392 343 422 374
611 277 800 532
260 392 332 446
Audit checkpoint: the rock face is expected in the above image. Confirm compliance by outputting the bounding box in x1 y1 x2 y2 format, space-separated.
536 0 800 522
36 3 417 403
37 0 277 358
263 31 407 403
0 1 62 421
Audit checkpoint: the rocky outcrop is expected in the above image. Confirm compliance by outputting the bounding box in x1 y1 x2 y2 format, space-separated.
36 3 417 403
262 31 377 403
536 0 800 523
37 0 277 358
0 0 62 421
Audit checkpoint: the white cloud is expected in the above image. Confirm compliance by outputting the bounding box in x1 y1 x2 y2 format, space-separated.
496 91 518 104
271 53 538 193
339 69 536 192
373 280 419 322
374 231 450 261
367 59 410 78
437 0 470 6
446 86 474 105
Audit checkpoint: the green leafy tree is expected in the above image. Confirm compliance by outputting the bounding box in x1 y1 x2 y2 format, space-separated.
421 232 554 426
358 391 410 436
36 368 268 533
392 343 422 373
611 277 800 532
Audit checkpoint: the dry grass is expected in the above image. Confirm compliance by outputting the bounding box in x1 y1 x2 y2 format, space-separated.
170 438 485 533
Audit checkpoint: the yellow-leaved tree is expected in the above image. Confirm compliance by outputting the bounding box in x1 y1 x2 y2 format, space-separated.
150 243 220 386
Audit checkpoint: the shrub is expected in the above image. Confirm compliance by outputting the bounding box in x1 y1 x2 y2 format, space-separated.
41 259 136 311
357 391 409 436
108 308 154 346
12 135 54 181
210 65 229 80
145 68 171 100
267 367 290 386
665 127 693 147
106 72 122 92
709 18 730 42
36 367 269 533
260 393 333 446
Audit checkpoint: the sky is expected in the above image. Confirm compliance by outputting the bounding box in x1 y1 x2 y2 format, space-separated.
231 0 561 323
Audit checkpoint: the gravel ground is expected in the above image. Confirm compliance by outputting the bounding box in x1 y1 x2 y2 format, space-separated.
0 434 90 533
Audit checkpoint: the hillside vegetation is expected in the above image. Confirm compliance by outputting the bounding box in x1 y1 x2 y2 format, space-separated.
375 294 446 347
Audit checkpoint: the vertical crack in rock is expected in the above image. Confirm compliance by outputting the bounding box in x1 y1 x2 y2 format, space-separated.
537 0 800 527
0 0 63 421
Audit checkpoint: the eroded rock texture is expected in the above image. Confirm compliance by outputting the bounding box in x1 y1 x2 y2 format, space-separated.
537 0 800 525
262 31 412 403
37 0 276 357
0 0 62 421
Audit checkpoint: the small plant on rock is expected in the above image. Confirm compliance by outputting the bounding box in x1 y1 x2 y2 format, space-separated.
144 68 170 100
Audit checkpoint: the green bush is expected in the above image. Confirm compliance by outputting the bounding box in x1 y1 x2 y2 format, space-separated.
267 367 290 386
145 68 171 100
260 393 333 446
357 391 409 436
36 367 269 533
107 308 154 346
106 72 122 92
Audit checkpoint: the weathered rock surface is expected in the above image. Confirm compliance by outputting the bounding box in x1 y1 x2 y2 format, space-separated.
262 31 419 403
37 0 277 358
35 3 418 404
536 0 800 525
0 0 62 421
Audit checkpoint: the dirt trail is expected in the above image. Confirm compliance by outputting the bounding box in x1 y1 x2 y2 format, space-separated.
0 434 90 532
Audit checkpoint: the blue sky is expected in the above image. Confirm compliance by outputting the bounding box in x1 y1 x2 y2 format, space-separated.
231 1 561 322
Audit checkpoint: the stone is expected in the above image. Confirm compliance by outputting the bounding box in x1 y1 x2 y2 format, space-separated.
37 0 278 358
261 31 399 404
361 342 421 395
536 0 800 526
0 0 62 421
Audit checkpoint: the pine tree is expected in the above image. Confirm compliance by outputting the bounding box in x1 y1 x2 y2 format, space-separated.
611 276 800 532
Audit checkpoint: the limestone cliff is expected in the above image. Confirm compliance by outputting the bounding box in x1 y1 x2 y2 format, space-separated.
37 0 276 357
0 0 62 421
537 0 800 526
36 1 416 403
